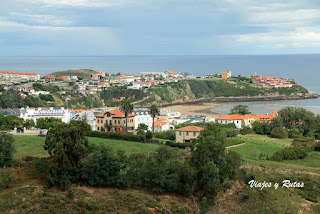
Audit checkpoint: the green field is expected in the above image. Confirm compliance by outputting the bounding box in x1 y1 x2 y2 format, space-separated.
12 135 165 159
229 134 320 173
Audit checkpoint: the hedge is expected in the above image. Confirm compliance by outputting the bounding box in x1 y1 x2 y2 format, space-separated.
293 137 315 143
88 131 146 143
271 147 308 161
165 141 193 149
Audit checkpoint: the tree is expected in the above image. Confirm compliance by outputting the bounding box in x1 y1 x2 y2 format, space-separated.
136 123 148 134
0 133 15 167
119 98 134 133
44 122 89 187
149 104 160 138
230 105 251 115
23 119 35 129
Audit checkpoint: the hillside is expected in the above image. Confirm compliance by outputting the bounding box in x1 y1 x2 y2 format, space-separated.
48 69 95 79
47 78 318 109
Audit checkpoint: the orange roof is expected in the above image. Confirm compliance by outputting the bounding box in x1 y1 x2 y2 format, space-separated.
154 120 168 127
166 70 178 75
177 126 204 132
215 114 253 120
45 75 55 79
69 109 85 113
0 71 39 76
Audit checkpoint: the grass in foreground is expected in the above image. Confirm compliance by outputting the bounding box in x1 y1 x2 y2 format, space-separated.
12 135 166 160
229 134 320 173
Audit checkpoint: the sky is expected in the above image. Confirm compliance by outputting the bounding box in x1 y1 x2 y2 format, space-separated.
1 0 320 56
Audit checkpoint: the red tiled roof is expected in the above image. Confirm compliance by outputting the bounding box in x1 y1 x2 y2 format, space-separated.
166 70 178 75
177 126 204 132
0 71 39 76
154 120 168 127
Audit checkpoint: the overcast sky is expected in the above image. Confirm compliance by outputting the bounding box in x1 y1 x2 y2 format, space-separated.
1 0 320 56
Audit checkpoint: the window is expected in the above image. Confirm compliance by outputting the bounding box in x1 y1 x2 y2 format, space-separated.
186 132 189 136
118 120 120 124
110 120 112 125
101 120 103 123
97 127 100 130
97 120 99 123
193 132 196 136
179 131 181 136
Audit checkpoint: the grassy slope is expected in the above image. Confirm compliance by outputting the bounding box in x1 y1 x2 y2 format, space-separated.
48 69 95 79
229 135 320 172
12 135 164 159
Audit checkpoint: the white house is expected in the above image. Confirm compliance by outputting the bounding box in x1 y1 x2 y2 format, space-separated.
154 118 171 132
133 109 153 131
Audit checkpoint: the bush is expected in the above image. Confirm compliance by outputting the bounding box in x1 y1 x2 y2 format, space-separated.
89 131 146 143
223 128 238 137
0 170 17 188
288 128 302 138
33 158 48 174
0 133 15 167
240 126 252 135
154 130 176 140
270 127 288 139
315 142 320 152
293 137 315 143
165 141 193 149
271 147 308 161
292 141 316 152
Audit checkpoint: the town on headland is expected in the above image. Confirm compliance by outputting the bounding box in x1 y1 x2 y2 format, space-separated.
0 68 320 214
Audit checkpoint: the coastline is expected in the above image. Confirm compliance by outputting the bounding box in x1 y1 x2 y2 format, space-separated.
162 93 320 116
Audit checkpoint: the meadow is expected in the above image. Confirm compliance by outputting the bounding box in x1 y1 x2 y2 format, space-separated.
12 135 164 160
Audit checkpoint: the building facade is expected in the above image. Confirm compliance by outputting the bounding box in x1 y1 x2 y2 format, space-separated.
20 107 69 124
95 110 135 132
133 109 153 131
176 126 204 143
221 71 231 79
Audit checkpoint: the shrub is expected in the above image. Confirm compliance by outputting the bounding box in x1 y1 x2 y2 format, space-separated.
293 137 315 143
165 141 193 149
88 131 146 143
0 133 15 167
154 130 176 140
291 141 316 152
271 147 307 161
0 170 17 188
315 142 320 152
33 158 48 174
270 127 288 139
223 128 238 137
289 128 302 138
239 126 252 135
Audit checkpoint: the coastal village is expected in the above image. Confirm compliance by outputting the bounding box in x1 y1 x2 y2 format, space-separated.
0 68 289 142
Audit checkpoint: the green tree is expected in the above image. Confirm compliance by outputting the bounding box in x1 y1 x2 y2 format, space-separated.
23 119 35 129
136 123 148 134
149 104 159 138
119 98 134 133
0 133 15 167
44 122 89 187
230 105 251 115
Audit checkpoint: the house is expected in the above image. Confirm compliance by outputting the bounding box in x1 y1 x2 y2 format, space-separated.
18 92 26 98
133 109 153 131
214 114 255 129
165 70 179 78
221 71 231 79
44 75 55 80
176 126 204 143
154 118 171 133
115 76 135 84
95 110 135 132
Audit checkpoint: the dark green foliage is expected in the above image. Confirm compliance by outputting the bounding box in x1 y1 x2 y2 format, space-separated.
291 141 316 152
39 94 54 102
223 128 238 137
44 122 89 187
154 130 176 140
230 105 251 115
252 121 272 135
36 117 63 129
165 141 193 149
0 170 17 188
178 163 197 196
88 131 146 143
33 158 49 174
146 131 152 141
271 147 308 161
142 146 182 192
81 145 124 186
239 168 256 183
0 92 46 108
23 119 35 129
100 87 146 106
270 127 288 139
0 114 23 130
288 128 302 138
136 123 148 134
293 136 315 143
0 133 15 167
119 98 134 133
315 142 320 151
240 126 252 135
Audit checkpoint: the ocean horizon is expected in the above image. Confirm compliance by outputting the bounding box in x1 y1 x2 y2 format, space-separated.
1 54 320 114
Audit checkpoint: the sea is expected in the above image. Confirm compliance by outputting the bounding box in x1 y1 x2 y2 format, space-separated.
1 55 320 115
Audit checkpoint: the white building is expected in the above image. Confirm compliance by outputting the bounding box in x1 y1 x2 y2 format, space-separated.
133 109 153 131
154 118 172 132
20 107 70 124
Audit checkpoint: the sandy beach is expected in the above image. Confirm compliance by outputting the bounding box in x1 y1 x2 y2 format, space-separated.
164 102 222 117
